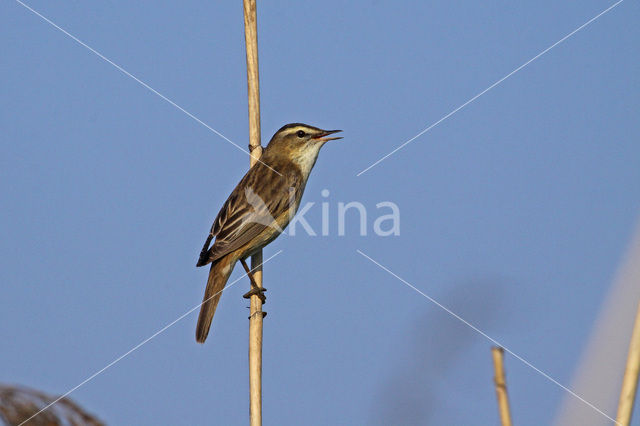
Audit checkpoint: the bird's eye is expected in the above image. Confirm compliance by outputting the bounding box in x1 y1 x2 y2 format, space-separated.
296 130 306 138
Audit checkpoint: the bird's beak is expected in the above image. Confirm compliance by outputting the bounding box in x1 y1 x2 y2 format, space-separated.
313 129 343 142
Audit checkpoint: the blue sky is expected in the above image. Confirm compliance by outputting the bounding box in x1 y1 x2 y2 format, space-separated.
1 1 639 425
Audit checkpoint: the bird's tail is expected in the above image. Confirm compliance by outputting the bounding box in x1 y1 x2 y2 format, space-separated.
195 253 237 343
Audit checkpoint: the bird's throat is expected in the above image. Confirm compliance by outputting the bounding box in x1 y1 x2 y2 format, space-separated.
290 144 323 180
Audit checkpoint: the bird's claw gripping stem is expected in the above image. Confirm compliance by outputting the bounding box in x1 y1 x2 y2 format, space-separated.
240 258 267 304
243 286 267 304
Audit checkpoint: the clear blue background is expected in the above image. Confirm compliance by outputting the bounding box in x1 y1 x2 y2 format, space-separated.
1 1 638 425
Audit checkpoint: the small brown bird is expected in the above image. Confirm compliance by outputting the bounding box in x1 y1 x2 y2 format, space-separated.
195 123 342 342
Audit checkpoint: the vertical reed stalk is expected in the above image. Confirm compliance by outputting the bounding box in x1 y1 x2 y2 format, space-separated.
491 346 513 426
616 302 640 426
242 1 264 425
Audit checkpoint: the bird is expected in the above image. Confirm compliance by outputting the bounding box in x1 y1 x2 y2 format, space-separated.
195 123 342 343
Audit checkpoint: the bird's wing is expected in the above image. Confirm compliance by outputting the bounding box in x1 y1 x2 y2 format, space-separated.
197 164 299 265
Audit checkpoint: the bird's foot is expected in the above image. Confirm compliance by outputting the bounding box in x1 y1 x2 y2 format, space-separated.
243 286 267 304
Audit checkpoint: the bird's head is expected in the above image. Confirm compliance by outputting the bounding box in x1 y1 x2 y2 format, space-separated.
264 123 342 175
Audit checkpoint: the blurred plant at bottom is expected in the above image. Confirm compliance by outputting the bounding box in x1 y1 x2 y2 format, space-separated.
0 384 103 426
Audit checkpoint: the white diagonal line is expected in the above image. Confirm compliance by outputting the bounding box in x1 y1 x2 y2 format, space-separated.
18 250 284 426
356 249 619 424
14 0 282 176
356 0 625 176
